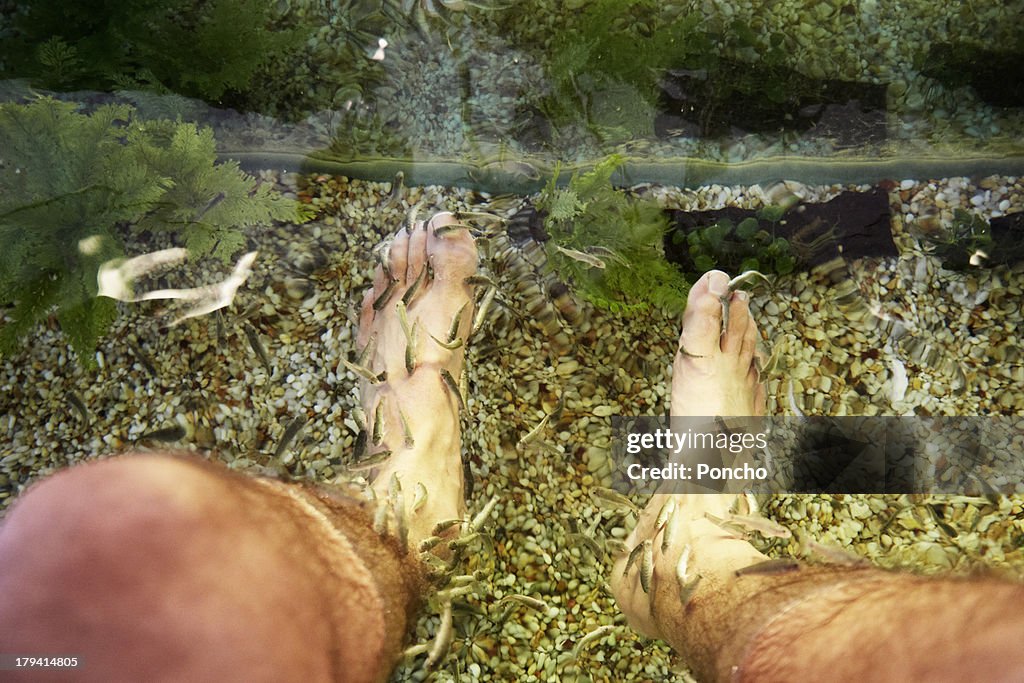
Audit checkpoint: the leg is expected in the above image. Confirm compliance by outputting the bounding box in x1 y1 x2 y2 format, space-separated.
0 454 421 683
610 271 1024 682
0 212 479 682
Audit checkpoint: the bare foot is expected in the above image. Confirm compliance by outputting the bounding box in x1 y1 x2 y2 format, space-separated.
354 212 478 550
611 271 769 639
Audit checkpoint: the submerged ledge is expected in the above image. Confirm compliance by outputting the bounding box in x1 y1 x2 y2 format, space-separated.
228 151 1024 192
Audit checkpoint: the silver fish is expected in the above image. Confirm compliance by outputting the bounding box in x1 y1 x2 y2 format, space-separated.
273 415 306 459
424 601 454 671
498 594 547 611
555 244 606 269
138 424 186 442
590 487 640 516
243 322 272 371
470 495 500 532
640 539 654 593
572 625 616 660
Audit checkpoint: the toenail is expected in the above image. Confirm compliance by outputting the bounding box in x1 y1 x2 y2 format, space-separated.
735 290 749 302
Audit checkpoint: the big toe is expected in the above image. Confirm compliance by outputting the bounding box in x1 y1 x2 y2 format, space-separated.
426 212 478 283
678 270 729 357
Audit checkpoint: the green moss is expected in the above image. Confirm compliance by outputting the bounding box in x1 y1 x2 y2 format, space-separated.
676 214 796 277
0 98 310 364
535 155 689 314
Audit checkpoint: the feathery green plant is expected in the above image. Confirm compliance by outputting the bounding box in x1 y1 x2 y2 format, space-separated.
536 155 689 314
0 98 311 363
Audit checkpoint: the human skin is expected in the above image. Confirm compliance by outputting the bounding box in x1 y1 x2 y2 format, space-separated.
0 213 478 682
611 270 1024 682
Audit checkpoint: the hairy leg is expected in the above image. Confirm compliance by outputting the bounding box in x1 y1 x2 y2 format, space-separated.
611 271 1024 681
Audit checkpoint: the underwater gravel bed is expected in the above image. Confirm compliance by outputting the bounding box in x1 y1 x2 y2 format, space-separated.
2 174 1024 681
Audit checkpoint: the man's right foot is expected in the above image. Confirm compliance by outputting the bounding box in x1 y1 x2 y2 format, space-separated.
611 271 769 638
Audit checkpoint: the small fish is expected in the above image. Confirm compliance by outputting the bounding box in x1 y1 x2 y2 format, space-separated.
447 301 469 343
342 358 383 384
926 503 959 539
194 191 226 222
678 574 702 605
243 322 272 371
447 532 480 552
356 334 376 366
397 405 415 448
555 244 606 269
470 495 500 532
498 594 548 611
403 320 418 375
726 513 792 539
273 415 307 459
464 274 497 288
384 170 404 210
590 487 641 516
640 539 654 593
787 379 806 417
572 625 616 659
432 518 464 536
419 535 444 552
471 286 496 335
567 533 605 559
401 265 427 307
719 270 771 337
655 499 676 532
605 539 629 556
676 544 692 584
411 482 428 513
138 424 186 442
67 391 90 425
424 601 454 672
353 428 368 459
126 339 158 378
347 449 393 472
703 512 748 539
405 201 423 233
372 277 398 311
662 503 678 553
735 558 801 577
433 222 473 237
517 411 552 451
428 333 464 351
440 368 465 411
677 343 706 359
622 540 645 578
392 486 408 549
372 397 386 445
726 269 771 293
805 540 870 567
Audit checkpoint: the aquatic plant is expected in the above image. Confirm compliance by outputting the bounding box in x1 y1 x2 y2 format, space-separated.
531 0 695 144
535 155 689 313
674 210 797 277
0 0 306 106
920 209 996 270
0 98 310 363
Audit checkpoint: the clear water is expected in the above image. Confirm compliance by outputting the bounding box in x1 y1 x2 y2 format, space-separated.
1 1 1023 680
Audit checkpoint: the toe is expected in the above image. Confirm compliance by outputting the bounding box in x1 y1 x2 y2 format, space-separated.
678 270 729 357
357 288 375 347
427 212 478 283
388 229 411 284
722 290 751 356
406 219 429 282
